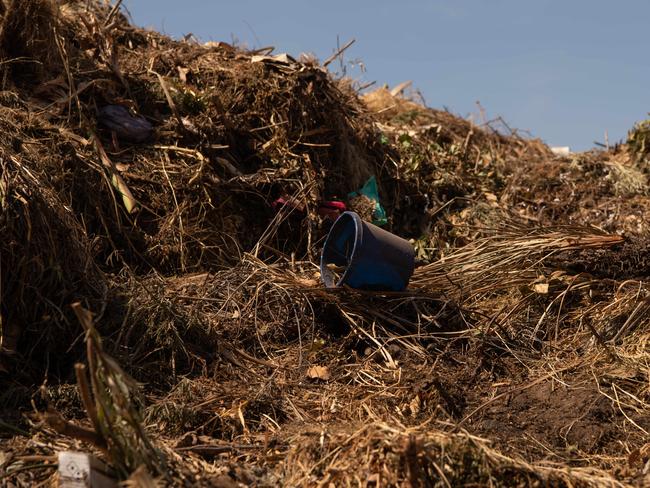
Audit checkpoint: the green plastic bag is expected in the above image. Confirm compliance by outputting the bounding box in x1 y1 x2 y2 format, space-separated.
348 176 387 226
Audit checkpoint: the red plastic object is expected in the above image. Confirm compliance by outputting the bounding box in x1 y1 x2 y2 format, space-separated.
318 200 346 221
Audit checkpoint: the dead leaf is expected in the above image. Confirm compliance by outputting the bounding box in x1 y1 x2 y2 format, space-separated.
307 365 331 381
251 53 295 64
629 443 650 467
533 283 549 294
181 117 199 134
177 66 190 83
549 270 567 280
58 128 90 146
296 277 318 287
204 41 236 52
484 192 498 202
408 396 420 416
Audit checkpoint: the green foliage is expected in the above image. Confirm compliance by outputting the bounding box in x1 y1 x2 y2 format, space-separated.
391 109 421 125
172 85 207 115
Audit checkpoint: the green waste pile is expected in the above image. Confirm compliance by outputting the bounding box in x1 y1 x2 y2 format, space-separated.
1 1 649 486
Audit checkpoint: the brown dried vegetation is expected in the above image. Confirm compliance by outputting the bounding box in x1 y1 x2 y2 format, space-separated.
1 1 650 487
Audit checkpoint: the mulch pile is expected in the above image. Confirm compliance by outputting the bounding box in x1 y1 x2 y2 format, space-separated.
1 1 649 486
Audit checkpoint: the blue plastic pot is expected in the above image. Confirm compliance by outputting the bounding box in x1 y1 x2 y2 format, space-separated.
320 211 415 291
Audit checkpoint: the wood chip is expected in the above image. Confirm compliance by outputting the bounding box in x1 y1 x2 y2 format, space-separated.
533 283 549 294
307 365 331 381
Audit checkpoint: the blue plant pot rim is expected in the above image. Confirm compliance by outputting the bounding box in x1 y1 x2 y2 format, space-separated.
320 211 363 287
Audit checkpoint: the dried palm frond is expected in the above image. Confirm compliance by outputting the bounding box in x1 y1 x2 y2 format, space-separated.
70 303 171 481
412 226 623 300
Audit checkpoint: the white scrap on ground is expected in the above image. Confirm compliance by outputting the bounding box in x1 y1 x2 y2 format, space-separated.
551 146 571 156
58 452 116 488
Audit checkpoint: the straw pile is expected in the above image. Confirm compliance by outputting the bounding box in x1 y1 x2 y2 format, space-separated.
1 1 649 486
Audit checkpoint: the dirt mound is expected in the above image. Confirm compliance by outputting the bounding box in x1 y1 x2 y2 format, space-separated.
1 1 650 487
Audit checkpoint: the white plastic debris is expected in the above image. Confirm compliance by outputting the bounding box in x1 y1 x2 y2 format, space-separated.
550 146 571 156
58 452 116 488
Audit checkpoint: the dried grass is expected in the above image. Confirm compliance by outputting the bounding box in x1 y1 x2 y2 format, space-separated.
1 1 650 487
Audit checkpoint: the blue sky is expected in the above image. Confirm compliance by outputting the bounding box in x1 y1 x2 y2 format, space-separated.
123 0 650 151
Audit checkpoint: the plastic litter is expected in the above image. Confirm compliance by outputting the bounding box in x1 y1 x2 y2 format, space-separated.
320 211 415 291
318 200 346 221
98 105 153 143
348 176 387 226
272 196 305 214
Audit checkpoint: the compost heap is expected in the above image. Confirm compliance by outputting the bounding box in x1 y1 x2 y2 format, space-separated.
1 1 649 486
